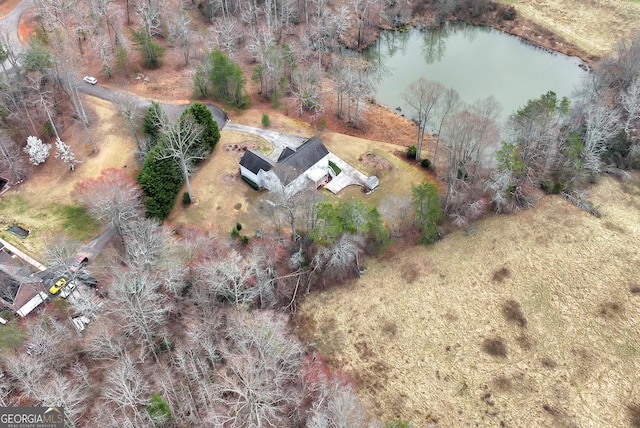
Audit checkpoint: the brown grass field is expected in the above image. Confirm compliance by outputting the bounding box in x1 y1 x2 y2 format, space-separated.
297 174 640 426
499 0 640 56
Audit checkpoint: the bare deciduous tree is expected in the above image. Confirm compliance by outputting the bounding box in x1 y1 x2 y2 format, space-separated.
403 78 445 160
43 238 81 270
581 102 622 174
121 217 171 271
108 270 170 361
215 310 304 427
196 251 260 306
102 355 151 426
0 131 27 182
77 168 144 234
111 92 143 152
259 168 319 241
312 234 364 281
156 115 205 202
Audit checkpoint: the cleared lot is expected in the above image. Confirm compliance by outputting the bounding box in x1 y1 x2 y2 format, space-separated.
298 174 640 427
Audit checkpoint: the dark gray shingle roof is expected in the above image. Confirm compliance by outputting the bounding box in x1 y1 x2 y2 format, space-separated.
277 147 296 162
239 150 273 174
276 137 329 184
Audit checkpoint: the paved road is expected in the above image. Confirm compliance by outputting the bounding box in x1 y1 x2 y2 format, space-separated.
0 0 33 73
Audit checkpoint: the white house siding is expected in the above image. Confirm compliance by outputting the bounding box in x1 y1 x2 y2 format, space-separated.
240 165 263 188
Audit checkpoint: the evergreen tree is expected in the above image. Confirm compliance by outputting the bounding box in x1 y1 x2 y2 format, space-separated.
411 181 443 244
130 29 165 69
207 49 249 108
138 144 183 219
180 102 220 154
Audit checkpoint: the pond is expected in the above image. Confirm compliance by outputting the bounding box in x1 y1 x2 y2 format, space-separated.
361 23 589 124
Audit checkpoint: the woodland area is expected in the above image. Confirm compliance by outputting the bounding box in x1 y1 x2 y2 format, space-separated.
0 0 639 426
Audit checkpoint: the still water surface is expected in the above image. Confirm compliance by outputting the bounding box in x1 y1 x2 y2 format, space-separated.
362 23 589 122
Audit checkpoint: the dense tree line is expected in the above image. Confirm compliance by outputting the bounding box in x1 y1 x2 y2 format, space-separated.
138 102 220 219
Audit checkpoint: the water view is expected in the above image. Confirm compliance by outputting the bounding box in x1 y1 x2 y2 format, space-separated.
362 23 589 123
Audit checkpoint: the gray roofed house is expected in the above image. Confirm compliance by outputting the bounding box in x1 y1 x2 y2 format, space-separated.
239 136 332 192
275 137 329 185
239 134 377 195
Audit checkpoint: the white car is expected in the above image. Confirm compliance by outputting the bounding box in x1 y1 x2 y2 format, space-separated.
60 281 77 299
83 76 98 85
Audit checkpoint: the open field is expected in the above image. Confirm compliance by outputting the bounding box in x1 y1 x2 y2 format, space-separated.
297 174 640 427
499 0 640 57
0 97 135 257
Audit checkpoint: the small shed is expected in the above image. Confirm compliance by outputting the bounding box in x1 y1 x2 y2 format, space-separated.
364 176 379 192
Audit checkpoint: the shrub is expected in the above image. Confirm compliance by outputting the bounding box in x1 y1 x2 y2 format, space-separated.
540 180 565 194
406 145 417 159
501 299 527 327
231 223 249 245
261 113 271 127
242 175 260 190
482 337 507 358
329 160 342 175
421 158 432 169
147 393 172 426
182 192 191 205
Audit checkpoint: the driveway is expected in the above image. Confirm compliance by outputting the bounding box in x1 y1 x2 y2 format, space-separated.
77 83 228 131
1 0 228 130
0 0 33 74
223 122 309 160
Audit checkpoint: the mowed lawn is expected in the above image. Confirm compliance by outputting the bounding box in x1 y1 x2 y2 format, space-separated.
167 123 433 235
297 174 640 427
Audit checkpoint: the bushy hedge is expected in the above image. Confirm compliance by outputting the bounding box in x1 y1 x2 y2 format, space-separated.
407 145 417 159
242 176 260 190
138 145 183 220
329 160 342 175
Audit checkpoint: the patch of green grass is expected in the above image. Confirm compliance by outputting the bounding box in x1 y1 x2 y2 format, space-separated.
55 205 101 241
0 320 25 352
0 194 30 218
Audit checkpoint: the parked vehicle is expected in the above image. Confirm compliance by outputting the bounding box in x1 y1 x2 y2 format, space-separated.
49 277 67 295
60 281 77 299
70 255 89 273
83 76 97 85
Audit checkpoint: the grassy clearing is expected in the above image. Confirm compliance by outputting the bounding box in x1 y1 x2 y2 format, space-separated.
0 319 25 351
297 173 640 426
499 0 640 56
0 195 100 258
0 97 136 258
167 127 434 235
